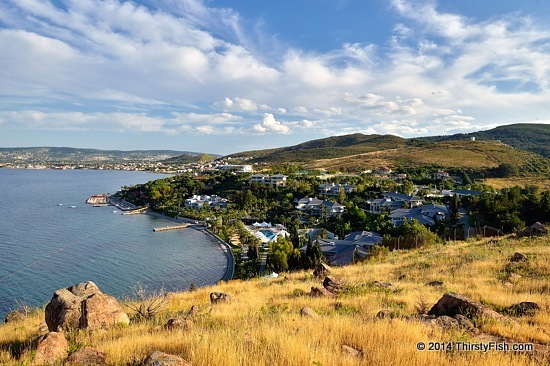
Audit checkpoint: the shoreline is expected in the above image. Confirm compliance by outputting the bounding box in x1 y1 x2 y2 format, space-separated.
146 211 234 281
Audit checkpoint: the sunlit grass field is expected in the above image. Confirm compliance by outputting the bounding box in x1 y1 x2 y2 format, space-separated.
1 235 548 365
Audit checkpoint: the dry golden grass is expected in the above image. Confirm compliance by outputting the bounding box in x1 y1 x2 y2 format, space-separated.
482 178 550 190
1 235 549 365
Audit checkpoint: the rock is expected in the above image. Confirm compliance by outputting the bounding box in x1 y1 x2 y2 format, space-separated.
505 302 541 316
397 274 408 281
503 282 513 288
416 315 458 330
209 292 233 304
66 347 107 365
341 345 363 358
300 306 319 318
454 314 478 333
143 351 190 366
428 292 506 321
186 305 199 318
310 286 333 297
323 276 343 294
375 309 393 319
45 281 129 332
31 332 68 365
373 281 398 292
165 317 194 331
313 262 331 277
511 252 528 262
426 280 444 287
5 310 25 323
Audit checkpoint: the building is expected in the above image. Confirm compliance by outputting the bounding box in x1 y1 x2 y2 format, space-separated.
388 203 450 227
295 197 345 217
300 231 382 266
248 174 288 186
318 183 357 196
432 171 450 180
367 192 423 214
184 195 228 210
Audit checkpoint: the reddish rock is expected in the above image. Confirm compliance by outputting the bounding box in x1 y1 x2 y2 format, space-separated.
428 292 506 321
5 310 25 324
45 281 129 332
31 332 68 365
66 346 107 365
164 317 194 331
300 306 319 318
310 286 333 297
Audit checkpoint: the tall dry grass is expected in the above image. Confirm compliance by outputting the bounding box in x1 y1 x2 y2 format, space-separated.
1 235 548 365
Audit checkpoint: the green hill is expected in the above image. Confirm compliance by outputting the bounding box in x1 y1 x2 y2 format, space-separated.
416 123 550 158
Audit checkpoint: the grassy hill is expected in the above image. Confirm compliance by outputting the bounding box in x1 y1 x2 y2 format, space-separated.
228 133 549 175
229 134 407 162
161 153 219 164
1 235 548 365
416 123 550 158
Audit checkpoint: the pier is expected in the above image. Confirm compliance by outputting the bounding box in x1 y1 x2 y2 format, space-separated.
153 224 190 232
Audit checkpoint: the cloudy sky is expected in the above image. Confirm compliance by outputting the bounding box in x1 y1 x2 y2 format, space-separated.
1 0 550 155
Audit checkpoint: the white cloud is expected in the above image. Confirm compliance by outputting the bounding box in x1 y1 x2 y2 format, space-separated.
252 113 291 134
1 0 550 149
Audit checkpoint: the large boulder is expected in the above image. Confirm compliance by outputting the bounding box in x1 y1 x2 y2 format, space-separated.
428 292 505 321
45 281 129 332
313 262 331 277
31 332 68 365
323 276 343 294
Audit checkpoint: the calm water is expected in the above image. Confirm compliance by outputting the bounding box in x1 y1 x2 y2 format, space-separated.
0 169 227 319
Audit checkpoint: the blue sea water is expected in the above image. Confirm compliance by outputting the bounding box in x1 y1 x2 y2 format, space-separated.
0 169 227 319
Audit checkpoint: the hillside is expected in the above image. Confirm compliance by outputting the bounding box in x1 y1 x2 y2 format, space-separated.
228 133 549 175
161 153 219 164
416 123 550 158
0 147 195 165
229 134 407 162
1 236 548 365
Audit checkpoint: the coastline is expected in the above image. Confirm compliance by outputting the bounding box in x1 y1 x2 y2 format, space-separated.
146 211 235 281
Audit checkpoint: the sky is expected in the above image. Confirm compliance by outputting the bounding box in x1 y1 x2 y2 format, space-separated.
1 0 550 155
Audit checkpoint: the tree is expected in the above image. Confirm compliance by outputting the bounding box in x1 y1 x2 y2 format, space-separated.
338 188 347 204
304 237 325 269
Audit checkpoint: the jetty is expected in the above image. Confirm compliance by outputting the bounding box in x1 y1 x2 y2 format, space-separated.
153 223 190 232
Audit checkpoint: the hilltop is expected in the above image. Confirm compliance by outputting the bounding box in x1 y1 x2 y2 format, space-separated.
1 235 548 365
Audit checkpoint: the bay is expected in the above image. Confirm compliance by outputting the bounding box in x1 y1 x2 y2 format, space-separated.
0 169 227 320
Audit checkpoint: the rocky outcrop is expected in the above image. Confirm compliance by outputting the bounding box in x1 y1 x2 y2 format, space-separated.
341 344 363 358
143 351 190 366
428 292 506 321
310 286 333 297
505 302 541 316
375 309 394 319
511 252 528 262
323 276 343 294
313 262 331 277
66 347 107 365
45 281 129 332
210 292 233 304
31 332 68 365
4 310 25 323
165 317 194 331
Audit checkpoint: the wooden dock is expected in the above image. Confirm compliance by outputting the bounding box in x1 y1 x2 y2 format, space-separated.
153 224 190 232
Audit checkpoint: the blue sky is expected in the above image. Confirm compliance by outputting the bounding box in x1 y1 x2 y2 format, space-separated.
1 0 550 155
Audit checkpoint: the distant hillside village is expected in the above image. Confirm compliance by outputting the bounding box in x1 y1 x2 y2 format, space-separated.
116 159 550 279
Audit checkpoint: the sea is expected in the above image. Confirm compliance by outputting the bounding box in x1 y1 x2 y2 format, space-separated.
0 169 228 320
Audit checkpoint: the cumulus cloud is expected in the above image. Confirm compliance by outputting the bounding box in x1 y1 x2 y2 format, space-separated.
252 113 291 134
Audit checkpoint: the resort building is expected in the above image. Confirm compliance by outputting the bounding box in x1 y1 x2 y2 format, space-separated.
184 195 228 210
